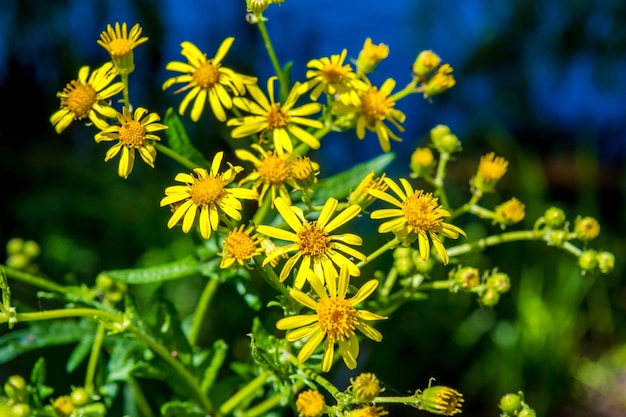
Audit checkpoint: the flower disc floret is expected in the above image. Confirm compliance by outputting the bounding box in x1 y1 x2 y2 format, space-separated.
220 225 264 269
296 390 326 417
257 197 366 289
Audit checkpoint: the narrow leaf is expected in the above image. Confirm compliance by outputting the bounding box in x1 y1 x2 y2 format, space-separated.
164 108 210 167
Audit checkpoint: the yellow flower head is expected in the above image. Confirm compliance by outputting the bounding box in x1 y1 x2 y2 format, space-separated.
574 216 600 241
348 405 388 417
162 38 257 122
50 62 124 133
235 144 292 207
410 147 436 178
419 385 464 416
257 197 366 289
347 170 389 211
412 50 441 78
227 76 323 155
369 177 465 264
95 106 167 179
160 152 258 239
53 395 74 417
351 372 382 402
261 238 289 268
495 197 525 225
422 64 456 98
356 37 389 74
220 224 264 269
334 78 406 153
289 155 320 190
97 22 148 75
473 152 508 193
276 267 387 372
295 389 326 417
301 49 368 101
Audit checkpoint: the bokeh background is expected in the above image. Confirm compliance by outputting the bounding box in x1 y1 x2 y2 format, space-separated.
1 1 625 416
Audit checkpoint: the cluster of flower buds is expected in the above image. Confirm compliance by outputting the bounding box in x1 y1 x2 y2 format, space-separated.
498 391 536 417
393 246 435 277
451 266 511 307
5 238 40 273
95 274 127 305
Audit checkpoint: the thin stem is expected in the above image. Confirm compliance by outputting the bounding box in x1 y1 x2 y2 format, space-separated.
358 237 400 269
153 142 202 171
417 280 453 291
256 16 288 100
84 322 106 393
380 267 398 300
219 371 272 415
1 265 65 293
240 390 288 417
433 152 450 208
372 393 421 404
188 276 220 347
287 354 340 397
446 230 543 258
121 73 131 109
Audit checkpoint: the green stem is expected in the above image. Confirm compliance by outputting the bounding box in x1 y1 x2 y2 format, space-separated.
446 230 543 258
372 393 421 404
256 16 289 101
433 152 451 208
121 73 131 108
219 371 272 415
153 142 202 171
188 276 220 347
252 194 272 227
287 354 340 397
417 280 453 290
5 308 213 413
240 390 288 417
84 322 106 393
358 237 400 269
127 376 155 417
380 267 398 300
1 266 65 293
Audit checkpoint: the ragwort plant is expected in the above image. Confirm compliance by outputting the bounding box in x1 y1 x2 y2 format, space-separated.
0 3 614 417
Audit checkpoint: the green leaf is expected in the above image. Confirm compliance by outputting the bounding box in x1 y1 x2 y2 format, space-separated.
200 340 228 394
100 256 203 285
163 108 210 167
66 332 95 373
161 400 206 417
30 357 54 407
311 152 396 203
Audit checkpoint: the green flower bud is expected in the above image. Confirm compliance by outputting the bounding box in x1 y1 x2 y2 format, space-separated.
596 251 615 274
76 402 107 417
480 288 500 307
6 254 30 270
543 207 566 228
487 272 510 294
574 216 600 241
545 230 568 247
4 375 28 403
21 240 40 259
70 387 92 407
5 238 24 256
10 403 31 417
430 125 461 154
420 385 464 416
578 250 597 272
518 408 537 417
411 250 435 274
95 275 115 292
498 393 523 416
453 266 480 291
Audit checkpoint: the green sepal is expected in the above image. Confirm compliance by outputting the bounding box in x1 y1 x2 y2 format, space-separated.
163 108 210 168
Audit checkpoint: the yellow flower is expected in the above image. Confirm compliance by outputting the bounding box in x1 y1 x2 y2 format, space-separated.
257 197 366 289
95 106 167 179
50 62 124 133
97 22 148 74
495 198 525 225
227 76 323 155
162 38 257 122
347 170 389 211
419 385 464 416
412 50 441 78
235 144 292 206
351 373 382 402
289 155 319 190
574 216 600 241
301 49 367 101
295 389 326 417
276 267 386 372
355 37 389 74
369 177 465 264
52 396 74 417
423 63 456 98
348 406 388 417
472 152 508 193
334 78 406 153
220 224 264 269
160 152 258 239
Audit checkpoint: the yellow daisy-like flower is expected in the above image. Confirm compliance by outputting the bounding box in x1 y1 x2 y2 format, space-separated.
355 37 389 74
347 170 389 211
257 197 366 289
50 62 124 133
369 177 465 264
162 38 257 122
235 143 292 207
159 152 258 239
276 267 387 372
472 152 508 193
95 106 167 179
97 22 148 74
301 49 368 101
334 78 406 153
220 224 264 269
227 76 323 155
295 389 326 417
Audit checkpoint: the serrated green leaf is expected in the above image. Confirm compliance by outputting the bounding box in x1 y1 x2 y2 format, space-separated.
311 152 396 203
100 256 202 285
163 108 210 168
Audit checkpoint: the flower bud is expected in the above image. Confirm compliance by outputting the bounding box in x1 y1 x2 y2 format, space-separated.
351 372 381 402
10 403 31 417
70 387 92 407
471 152 508 193
289 155 319 190
4 375 28 403
574 216 600 241
430 125 461 154
578 250 597 272
420 385 463 416
422 64 455 98
518 408 537 417
6 254 29 270
5 238 24 256
487 272 510 294
295 390 325 417
495 198 525 225
480 288 500 307
348 171 388 211
22 240 41 259
453 266 480 291
53 395 75 417
596 251 615 274
498 393 523 416
246 0 271 14
410 147 436 178
543 207 566 228
412 50 441 78
356 38 389 74
545 230 568 247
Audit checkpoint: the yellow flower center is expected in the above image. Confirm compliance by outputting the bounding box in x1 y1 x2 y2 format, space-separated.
289 156 316 181
317 297 358 341
267 103 288 129
402 191 443 232
321 64 346 84
499 198 525 222
297 222 330 256
108 38 133 57
351 406 388 417
295 390 326 417
190 176 226 206
352 373 381 402
194 61 220 89
224 229 258 262
118 120 146 148
361 88 390 123
64 81 97 119
478 152 508 181
257 153 290 185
